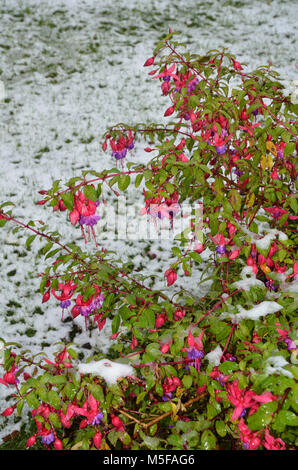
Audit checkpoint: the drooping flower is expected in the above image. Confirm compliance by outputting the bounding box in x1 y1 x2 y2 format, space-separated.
186 330 204 371
226 380 277 421
238 418 261 450
165 268 177 286
69 190 101 244
262 429 286 450
52 281 77 319
41 431 55 446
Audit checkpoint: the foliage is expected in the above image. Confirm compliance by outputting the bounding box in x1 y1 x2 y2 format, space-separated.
0 31 297 450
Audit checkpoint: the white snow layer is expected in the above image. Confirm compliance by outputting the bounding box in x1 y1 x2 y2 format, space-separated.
220 301 283 324
205 345 223 366
78 359 135 385
232 266 265 291
265 355 294 378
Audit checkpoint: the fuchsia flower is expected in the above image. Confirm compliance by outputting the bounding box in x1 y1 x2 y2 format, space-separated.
213 132 227 155
140 191 180 225
52 280 77 318
69 190 100 244
165 268 177 286
232 59 243 71
153 64 179 82
209 233 229 256
226 380 277 421
276 322 297 351
174 308 186 321
155 313 167 328
186 330 204 371
107 131 135 161
238 418 261 450
111 415 125 432
263 429 286 450
162 375 181 400
143 56 155 67
264 206 298 222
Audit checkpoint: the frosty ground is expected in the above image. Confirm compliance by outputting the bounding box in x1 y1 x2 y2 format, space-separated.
0 0 297 442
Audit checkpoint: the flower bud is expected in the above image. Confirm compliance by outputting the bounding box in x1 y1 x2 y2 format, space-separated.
1 406 15 417
53 438 63 450
26 435 36 447
93 432 102 449
164 106 175 117
42 290 50 303
165 268 177 286
144 57 155 67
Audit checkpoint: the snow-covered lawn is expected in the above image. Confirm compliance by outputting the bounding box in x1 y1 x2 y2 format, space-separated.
0 0 297 442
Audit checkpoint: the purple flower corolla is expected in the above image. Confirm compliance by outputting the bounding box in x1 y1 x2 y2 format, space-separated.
163 75 171 82
162 392 172 402
127 141 134 150
42 432 55 445
234 169 244 177
90 294 104 311
187 77 199 93
285 338 296 351
112 148 127 160
79 214 100 227
60 299 71 309
216 145 227 155
92 411 104 425
216 245 227 255
186 348 204 371
79 294 104 318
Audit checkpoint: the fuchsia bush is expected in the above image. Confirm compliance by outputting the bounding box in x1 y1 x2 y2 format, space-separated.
0 31 297 450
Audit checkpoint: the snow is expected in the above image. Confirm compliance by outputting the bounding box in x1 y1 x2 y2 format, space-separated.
265 355 294 379
78 359 135 385
242 224 288 251
232 266 265 291
220 301 283 324
205 345 222 366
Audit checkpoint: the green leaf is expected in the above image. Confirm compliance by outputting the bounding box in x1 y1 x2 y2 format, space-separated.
118 175 131 191
201 430 217 450
49 375 67 386
61 191 74 210
182 375 193 388
230 189 242 212
273 410 298 432
83 185 98 201
247 401 277 430
218 361 239 374
215 420 227 437
112 314 121 334
36 386 48 402
47 390 61 410
16 399 24 416
63 382 77 401
26 235 36 250
87 384 104 402
167 433 183 448
135 173 144 188
49 412 62 428
25 391 40 409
